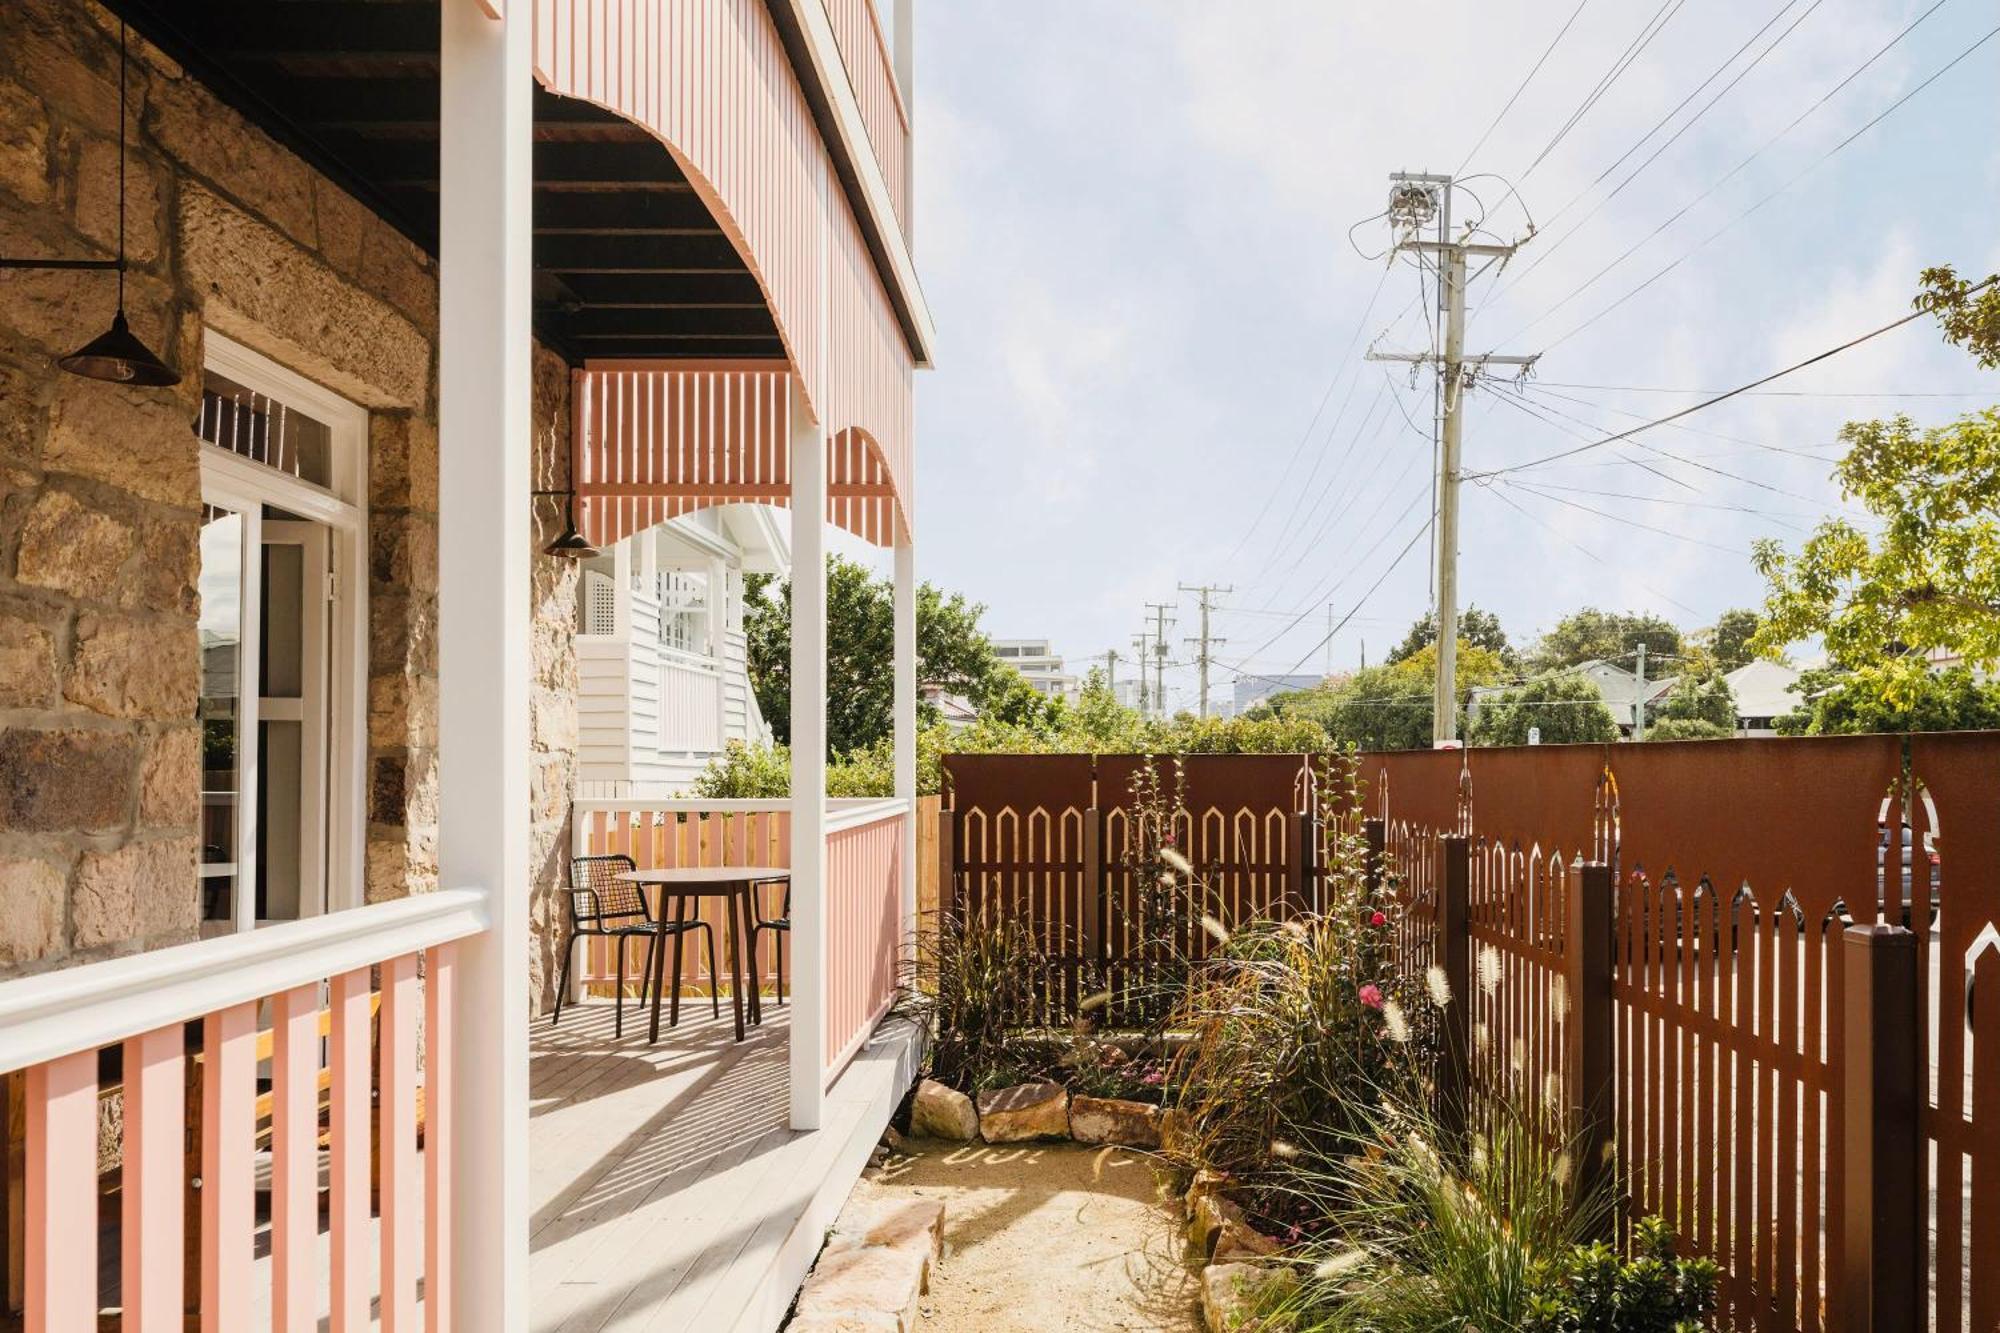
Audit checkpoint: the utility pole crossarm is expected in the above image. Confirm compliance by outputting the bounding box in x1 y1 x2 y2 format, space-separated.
1365 351 1542 369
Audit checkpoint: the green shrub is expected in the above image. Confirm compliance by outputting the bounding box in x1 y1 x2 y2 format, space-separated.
690 740 792 799
914 908 1050 1092
1522 1216 1717 1332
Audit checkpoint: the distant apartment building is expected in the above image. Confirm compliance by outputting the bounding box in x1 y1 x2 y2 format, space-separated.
992 638 1079 702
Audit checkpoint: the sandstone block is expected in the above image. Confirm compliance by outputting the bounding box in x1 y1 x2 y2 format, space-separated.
0 727 134 832
976 1080 1069 1143
0 604 58 708
72 835 199 949
0 77 51 206
1069 1095 1164 1149
66 612 198 720
74 133 161 262
909 1078 978 1141
1212 1216 1283 1265
368 413 439 513
793 1243 928 1333
832 1197 946 1269
147 77 317 248
138 725 199 825
1200 1262 1297 1333
14 487 133 600
0 856 68 967
785 1314 902 1332
312 175 369 274
1189 1191 1246 1259
123 514 199 615
44 380 200 508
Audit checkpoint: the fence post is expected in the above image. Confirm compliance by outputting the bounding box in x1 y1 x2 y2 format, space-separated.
1840 922 1923 1330
938 806 958 919
1565 861 1615 1232
1285 812 1311 916
1436 834 1472 1144
1363 818 1385 904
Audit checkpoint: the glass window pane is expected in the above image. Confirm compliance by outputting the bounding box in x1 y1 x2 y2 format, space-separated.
198 507 242 923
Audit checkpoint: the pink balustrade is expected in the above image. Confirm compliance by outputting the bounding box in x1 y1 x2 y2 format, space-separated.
0 890 484 1332
821 0 911 233
823 804 905 1081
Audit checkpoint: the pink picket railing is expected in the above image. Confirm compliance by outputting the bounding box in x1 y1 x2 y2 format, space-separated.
823 801 906 1081
821 0 910 234
574 801 795 996
0 889 485 1331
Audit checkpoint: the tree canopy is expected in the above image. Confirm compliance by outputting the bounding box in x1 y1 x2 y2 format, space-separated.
1263 641 1510 750
1466 672 1620 747
744 555 1005 755
1750 269 2000 730
1384 605 1515 667
1524 608 1682 675
1648 652 1736 735
1698 609 1763 672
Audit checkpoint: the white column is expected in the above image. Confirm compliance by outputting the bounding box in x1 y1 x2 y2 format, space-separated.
788 384 828 1131
439 0 531 1327
893 537 917 944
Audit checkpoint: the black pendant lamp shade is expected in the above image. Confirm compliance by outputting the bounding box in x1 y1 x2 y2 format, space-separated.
54 22 181 388
540 490 600 560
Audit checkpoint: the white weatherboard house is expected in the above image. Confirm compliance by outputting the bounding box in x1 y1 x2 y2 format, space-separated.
577 506 788 794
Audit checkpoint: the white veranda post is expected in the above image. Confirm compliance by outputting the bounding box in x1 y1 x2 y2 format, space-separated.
894 538 917 941
438 0 531 1325
789 389 829 1131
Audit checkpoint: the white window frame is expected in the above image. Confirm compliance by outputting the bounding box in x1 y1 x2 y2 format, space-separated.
199 331 370 928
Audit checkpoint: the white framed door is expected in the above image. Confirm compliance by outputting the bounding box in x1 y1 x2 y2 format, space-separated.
196 332 368 930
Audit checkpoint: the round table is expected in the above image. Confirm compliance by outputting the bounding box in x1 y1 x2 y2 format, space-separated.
618 866 789 1043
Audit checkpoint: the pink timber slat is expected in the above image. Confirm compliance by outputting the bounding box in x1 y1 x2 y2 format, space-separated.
121 1026 185 1331
425 944 458 1333
25 1050 95 1333
538 0 915 550
381 953 421 1333
819 0 908 229
824 812 904 1081
271 984 321 1333
330 969 374 1333
201 1004 258 1333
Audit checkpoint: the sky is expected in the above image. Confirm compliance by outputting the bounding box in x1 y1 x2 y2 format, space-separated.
874 1 2000 713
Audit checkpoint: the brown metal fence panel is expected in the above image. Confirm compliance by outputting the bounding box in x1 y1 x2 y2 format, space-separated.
1907 733 2000 1333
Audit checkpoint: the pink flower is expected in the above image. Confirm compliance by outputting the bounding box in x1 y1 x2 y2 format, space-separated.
1358 983 1384 1010
1142 1068 1165 1087
1162 833 1176 846
1369 911 1387 928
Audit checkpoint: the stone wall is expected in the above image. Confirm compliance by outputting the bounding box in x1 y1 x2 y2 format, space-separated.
529 346 580 1014
0 1 576 992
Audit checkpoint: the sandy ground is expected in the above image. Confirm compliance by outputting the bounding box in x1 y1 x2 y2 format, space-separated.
857 1137 1202 1332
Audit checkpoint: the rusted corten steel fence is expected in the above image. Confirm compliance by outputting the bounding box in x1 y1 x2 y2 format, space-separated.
938 736 2000 1333
938 754 1317 1026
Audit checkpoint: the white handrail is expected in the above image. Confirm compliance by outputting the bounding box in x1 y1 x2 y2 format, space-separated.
572 796 906 816
0 887 489 1076
826 796 912 834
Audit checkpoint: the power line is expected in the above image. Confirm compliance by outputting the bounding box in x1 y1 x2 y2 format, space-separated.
1516 379 1993 399
1524 18 1999 355
1524 0 1687 175
1244 378 1397 598
1484 482 1704 618
1469 280 1996 479
1506 476 1819 529
1271 515 1440 680
1454 0 1595 175
1509 380 1841 463
1501 479 1750 555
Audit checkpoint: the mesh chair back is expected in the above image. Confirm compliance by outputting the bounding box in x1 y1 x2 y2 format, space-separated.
570 854 648 924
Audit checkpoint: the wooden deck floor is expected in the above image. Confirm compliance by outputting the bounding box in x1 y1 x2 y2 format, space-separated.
529 1000 919 1333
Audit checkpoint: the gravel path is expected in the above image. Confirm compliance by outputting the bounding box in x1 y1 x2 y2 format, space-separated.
859 1138 1202 1332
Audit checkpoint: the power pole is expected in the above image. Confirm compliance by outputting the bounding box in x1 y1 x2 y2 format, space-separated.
1368 172 1536 747
1178 583 1232 718
1633 641 1647 742
1144 602 1175 719
1101 648 1120 696
1131 634 1151 715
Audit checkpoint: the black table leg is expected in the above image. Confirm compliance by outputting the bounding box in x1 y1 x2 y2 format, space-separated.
727 887 747 1042
647 897 673 1044
741 887 763 1026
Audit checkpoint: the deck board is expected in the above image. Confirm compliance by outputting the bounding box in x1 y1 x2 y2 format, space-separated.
529 1001 920 1333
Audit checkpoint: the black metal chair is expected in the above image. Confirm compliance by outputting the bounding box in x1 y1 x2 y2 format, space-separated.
551 854 718 1037
749 878 791 1005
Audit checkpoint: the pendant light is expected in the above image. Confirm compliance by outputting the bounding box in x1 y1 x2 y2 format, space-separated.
536 489 600 559
54 21 181 387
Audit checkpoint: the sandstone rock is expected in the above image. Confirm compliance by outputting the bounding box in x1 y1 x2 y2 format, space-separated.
138 725 199 826
66 612 198 721
1200 1262 1297 1333
181 183 430 412
793 1242 928 1333
1069 1095 1163 1148
14 488 132 600
909 1078 978 1141
369 412 439 513
312 175 370 274
371 590 438 675
0 77 52 206
786 1314 902 1332
0 856 68 966
74 133 161 262
0 727 134 832
0 605 58 708
1212 1216 1283 1264
976 1080 1069 1143
832 1197 945 1270
124 514 199 616
1189 1191 1247 1258
1186 1168 1234 1210
72 835 199 949
44 381 200 509
146 76 318 249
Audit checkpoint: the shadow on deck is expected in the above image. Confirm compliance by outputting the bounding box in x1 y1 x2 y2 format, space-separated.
529 1001 920 1333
